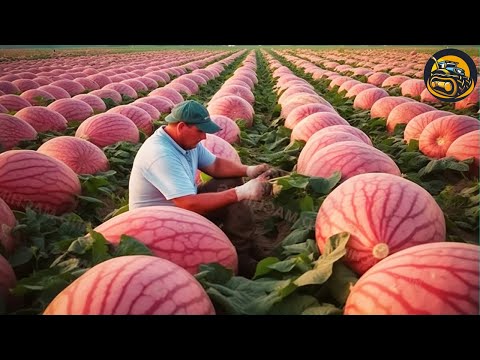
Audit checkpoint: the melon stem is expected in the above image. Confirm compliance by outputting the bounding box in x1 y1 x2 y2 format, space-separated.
372 243 389 259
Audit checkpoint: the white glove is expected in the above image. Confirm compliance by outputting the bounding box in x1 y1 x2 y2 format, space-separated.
246 163 270 178
235 177 272 201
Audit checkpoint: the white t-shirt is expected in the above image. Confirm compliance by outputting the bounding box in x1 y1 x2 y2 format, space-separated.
128 126 216 209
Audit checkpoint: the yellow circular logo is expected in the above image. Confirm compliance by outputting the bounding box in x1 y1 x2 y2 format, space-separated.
424 49 477 102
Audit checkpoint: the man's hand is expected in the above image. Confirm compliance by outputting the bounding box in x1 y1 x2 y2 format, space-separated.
262 168 289 180
246 163 270 178
235 177 273 201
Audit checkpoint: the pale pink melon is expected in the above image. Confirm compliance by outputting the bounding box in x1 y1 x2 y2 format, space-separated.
232 74 254 89
14 107 68 133
47 98 94 122
297 132 368 173
148 70 170 82
131 101 160 121
290 112 349 143
32 76 52 86
338 80 362 94
73 94 107 113
455 83 479 110
345 242 479 314
0 197 16 254
0 81 20 95
212 85 255 105
233 69 257 84
381 75 411 88
192 69 215 81
386 102 436 133
37 136 109 175
281 95 332 119
135 77 159 90
370 96 415 119
183 74 208 86
353 88 389 110
316 173 446 275
103 83 137 99
400 79 426 97
328 76 352 89
0 114 37 150
86 74 111 88
0 150 81 214
12 79 39 92
107 105 153 135
277 80 313 95
94 206 238 274
19 89 55 106
37 85 71 100
419 115 480 158
278 86 318 105
89 89 122 105
285 103 337 130
210 115 241 144
0 254 16 302
207 95 254 127
43 255 215 315
278 89 323 107
223 78 251 90
403 110 452 143
446 129 480 168
120 79 148 93
148 87 184 105
166 82 193 96
73 77 100 91
420 88 441 104
0 94 32 112
367 72 391 86
301 141 401 180
345 83 376 98
75 113 139 148
171 77 199 94
201 133 241 163
135 96 174 113
50 79 85 96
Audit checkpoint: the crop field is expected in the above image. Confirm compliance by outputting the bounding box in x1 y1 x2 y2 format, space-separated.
0 46 478 315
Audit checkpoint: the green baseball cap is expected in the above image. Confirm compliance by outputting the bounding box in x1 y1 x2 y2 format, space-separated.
165 100 221 133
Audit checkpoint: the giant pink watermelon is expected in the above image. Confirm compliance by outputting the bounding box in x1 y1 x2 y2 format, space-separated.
93 206 238 275
14 107 68 133
0 114 38 150
0 150 81 214
344 242 479 314
43 255 215 315
207 95 254 127
0 197 16 254
315 173 446 275
0 254 16 303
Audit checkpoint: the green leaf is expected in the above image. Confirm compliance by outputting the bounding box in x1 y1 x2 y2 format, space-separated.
113 235 153 257
291 211 317 231
76 195 105 205
308 171 341 194
325 262 359 306
253 257 279 278
268 294 320 315
268 257 298 273
302 303 343 315
195 263 234 284
199 171 213 183
67 236 94 255
281 228 312 247
89 231 111 265
282 239 318 257
299 195 314 211
9 246 34 267
418 158 469 177
406 139 419 152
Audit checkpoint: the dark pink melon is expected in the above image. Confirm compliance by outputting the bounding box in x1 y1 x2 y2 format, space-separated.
43 255 215 315
12 79 39 92
103 83 137 99
120 79 148 93
0 254 16 303
316 173 446 275
135 76 159 90
300 141 401 180
19 89 55 106
37 136 109 175
148 87 184 105
75 113 139 147
0 114 37 150
207 95 254 127
403 110 452 143
73 77 100 91
0 197 17 254
50 79 85 96
0 94 32 112
94 206 238 275
0 150 81 214
210 115 241 144
386 102 436 133
171 77 199 94
135 96 174 113
131 101 160 121
165 82 192 96
73 94 107 113
353 88 389 110
0 81 20 95
345 242 479 314
37 85 71 100
14 107 68 133
290 112 349 143
419 115 480 158
47 98 94 122
107 105 153 135
89 89 122 105
86 74 112 88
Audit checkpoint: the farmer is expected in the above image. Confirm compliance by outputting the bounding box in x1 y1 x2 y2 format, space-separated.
129 100 274 277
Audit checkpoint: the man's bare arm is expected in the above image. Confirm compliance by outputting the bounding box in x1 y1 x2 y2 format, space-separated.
200 157 248 179
172 189 238 215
